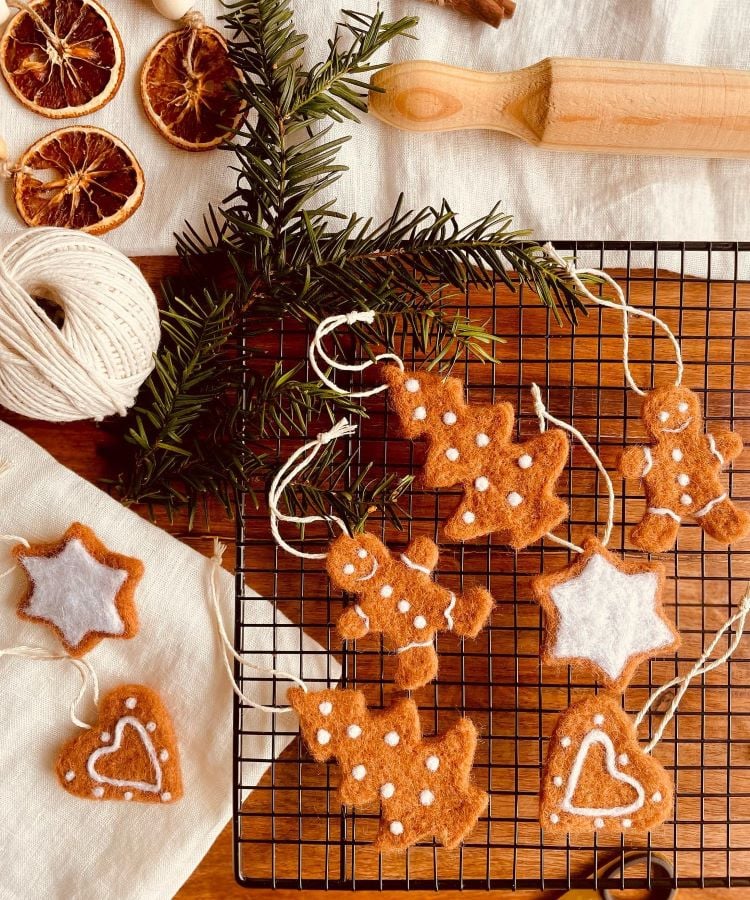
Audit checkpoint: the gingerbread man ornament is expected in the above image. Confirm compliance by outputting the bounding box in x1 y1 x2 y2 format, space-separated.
328 532 494 690
620 385 750 552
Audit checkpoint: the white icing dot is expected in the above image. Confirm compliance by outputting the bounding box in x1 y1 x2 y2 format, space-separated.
380 584 393 598
475 476 490 492
161 792 171 802
316 728 331 746
384 730 400 747
405 378 420 393
506 491 523 508
398 599 411 613
159 749 169 763
343 563 355 575
413 615 427 629
475 433 490 447
413 406 427 421
680 493 693 506
357 548 368 559
677 473 690 486
92 787 104 798
445 447 460 462
101 732 111 742
652 791 663 803
593 714 604 726
420 789 435 806
146 722 156 733
550 813 560 824
618 753 629 766
622 818 632 828
380 782 395 799
124 791 133 801
678 401 689 413
318 700 333 716
389 821 404 836
462 511 476 525
594 817 604 829
518 454 533 469
560 737 571 748
125 697 137 710
659 411 670 423
672 448 683 462
65 771 75 782
347 724 362 739
442 411 457 426
426 755 440 772
553 776 563 787
352 764 367 781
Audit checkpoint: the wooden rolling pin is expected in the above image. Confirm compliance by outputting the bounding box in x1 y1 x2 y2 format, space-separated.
369 57 750 159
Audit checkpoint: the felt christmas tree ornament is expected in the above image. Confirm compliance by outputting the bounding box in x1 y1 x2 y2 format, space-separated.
268 419 495 690
12 522 144 657
544 243 749 553
540 586 750 835
288 686 488 851
309 310 570 549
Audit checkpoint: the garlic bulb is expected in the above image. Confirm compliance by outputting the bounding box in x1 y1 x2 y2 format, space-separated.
152 0 195 20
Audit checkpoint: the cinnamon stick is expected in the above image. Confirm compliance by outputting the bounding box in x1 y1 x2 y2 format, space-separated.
423 0 516 28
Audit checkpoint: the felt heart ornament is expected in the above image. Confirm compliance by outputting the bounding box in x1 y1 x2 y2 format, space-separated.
540 694 672 834
56 684 182 804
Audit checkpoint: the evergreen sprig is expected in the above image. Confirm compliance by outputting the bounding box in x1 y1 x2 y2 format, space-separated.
112 0 588 528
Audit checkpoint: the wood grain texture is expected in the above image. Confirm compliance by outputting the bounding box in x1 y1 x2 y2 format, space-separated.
5 255 749 897
369 58 750 158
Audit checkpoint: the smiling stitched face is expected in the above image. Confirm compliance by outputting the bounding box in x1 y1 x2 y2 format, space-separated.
326 533 391 592
641 385 701 440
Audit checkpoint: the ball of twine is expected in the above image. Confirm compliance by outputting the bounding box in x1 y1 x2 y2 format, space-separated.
0 228 160 422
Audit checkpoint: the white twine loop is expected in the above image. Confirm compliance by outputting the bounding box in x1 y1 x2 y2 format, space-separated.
309 311 404 398
543 244 683 397
269 417 358 560
0 228 160 422
636 585 750 754
531 383 614 554
0 645 99 729
208 539 308 714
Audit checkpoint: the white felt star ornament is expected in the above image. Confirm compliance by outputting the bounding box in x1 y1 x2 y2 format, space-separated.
14 523 144 657
532 537 679 691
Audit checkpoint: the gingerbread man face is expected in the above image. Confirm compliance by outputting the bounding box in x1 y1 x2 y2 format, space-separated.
327 533 391 593
641 385 702 441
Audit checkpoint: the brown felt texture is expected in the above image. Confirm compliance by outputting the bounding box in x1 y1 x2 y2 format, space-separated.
619 385 750 552
288 687 488 851
56 683 183 804
532 537 679 692
382 365 569 548
13 522 144 657
328 532 494 690
540 694 673 835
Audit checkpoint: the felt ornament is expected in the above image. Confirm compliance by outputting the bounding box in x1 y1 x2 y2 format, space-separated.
308 311 570 549
268 420 495 690
540 586 750 835
13 522 144 658
532 536 679 692
544 243 749 553
329 531 493 690
288 686 488 851
56 683 182 804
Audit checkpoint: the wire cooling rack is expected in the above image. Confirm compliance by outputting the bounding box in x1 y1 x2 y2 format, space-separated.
234 241 750 891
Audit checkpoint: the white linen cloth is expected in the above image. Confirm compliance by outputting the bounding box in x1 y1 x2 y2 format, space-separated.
0 421 337 900
2 0 749 257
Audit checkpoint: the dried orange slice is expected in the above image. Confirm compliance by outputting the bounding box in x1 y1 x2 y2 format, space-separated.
140 24 244 152
0 0 124 118
14 125 144 235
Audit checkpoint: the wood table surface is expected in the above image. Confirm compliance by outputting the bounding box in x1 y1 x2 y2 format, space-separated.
10 255 750 899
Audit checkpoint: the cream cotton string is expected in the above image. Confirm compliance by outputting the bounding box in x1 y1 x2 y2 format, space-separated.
635 584 750 755
543 243 684 397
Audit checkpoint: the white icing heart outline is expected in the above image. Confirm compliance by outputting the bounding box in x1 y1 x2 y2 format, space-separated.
561 729 645 818
87 716 162 794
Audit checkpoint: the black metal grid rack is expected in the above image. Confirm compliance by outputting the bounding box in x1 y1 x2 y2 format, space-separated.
234 241 750 891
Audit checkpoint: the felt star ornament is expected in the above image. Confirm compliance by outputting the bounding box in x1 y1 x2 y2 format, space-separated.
532 537 679 692
382 365 569 548
13 523 144 657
